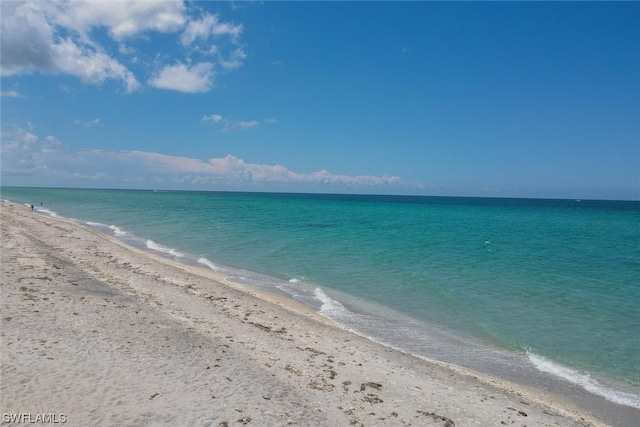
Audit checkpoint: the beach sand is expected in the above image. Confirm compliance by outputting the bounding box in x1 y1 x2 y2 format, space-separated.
1 202 605 426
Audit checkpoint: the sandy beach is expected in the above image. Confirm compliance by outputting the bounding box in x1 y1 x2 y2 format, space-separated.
1 202 606 426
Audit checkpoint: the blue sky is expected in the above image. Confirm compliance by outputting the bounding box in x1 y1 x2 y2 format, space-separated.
1 1 638 200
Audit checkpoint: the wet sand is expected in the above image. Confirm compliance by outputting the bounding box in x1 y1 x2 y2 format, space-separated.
1 202 605 426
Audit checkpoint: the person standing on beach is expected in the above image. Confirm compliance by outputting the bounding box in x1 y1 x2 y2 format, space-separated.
30 204 34 211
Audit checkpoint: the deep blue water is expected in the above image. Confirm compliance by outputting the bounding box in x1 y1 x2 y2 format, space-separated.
2 187 639 417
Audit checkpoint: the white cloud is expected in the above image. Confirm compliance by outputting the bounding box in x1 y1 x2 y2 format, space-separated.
202 114 223 123
0 1 245 94
1 126 402 191
149 62 214 93
1 90 24 98
202 114 262 131
113 152 401 187
0 2 58 76
180 13 242 46
52 38 140 92
74 118 101 127
180 13 246 71
237 121 259 130
0 2 140 91
0 126 63 182
2 127 38 151
218 47 247 70
42 136 62 153
118 43 136 56
52 0 187 41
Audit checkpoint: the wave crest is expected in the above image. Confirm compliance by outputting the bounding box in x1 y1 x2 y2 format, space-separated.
527 352 640 409
145 239 185 258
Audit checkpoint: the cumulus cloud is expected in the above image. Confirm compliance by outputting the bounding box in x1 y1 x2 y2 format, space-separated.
202 114 265 131
1 90 24 98
180 13 242 46
218 47 247 70
52 38 140 91
105 152 401 188
202 114 223 123
0 125 63 180
1 127 39 151
0 2 58 76
0 1 245 94
74 118 101 127
0 1 140 91
52 0 187 41
1 126 402 191
149 62 214 93
180 13 246 71
237 121 259 130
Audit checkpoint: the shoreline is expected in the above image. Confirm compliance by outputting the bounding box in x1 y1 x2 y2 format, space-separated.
0 202 613 426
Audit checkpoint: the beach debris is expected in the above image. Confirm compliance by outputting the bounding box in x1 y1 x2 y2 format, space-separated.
284 364 302 376
363 394 383 404
507 406 527 416
248 321 271 332
149 392 159 400
245 317 287 334
360 382 383 391
297 346 326 356
309 378 335 392
19 287 39 301
416 411 455 427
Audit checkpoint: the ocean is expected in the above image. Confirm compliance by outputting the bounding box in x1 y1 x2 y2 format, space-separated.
2 187 639 423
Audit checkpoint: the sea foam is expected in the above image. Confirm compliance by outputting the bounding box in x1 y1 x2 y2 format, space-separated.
146 239 185 258
314 287 347 317
36 207 60 217
24 203 60 218
86 221 106 227
109 225 128 236
197 257 222 272
527 352 640 409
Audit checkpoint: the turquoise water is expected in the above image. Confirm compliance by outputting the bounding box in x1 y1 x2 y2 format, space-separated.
2 187 639 416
